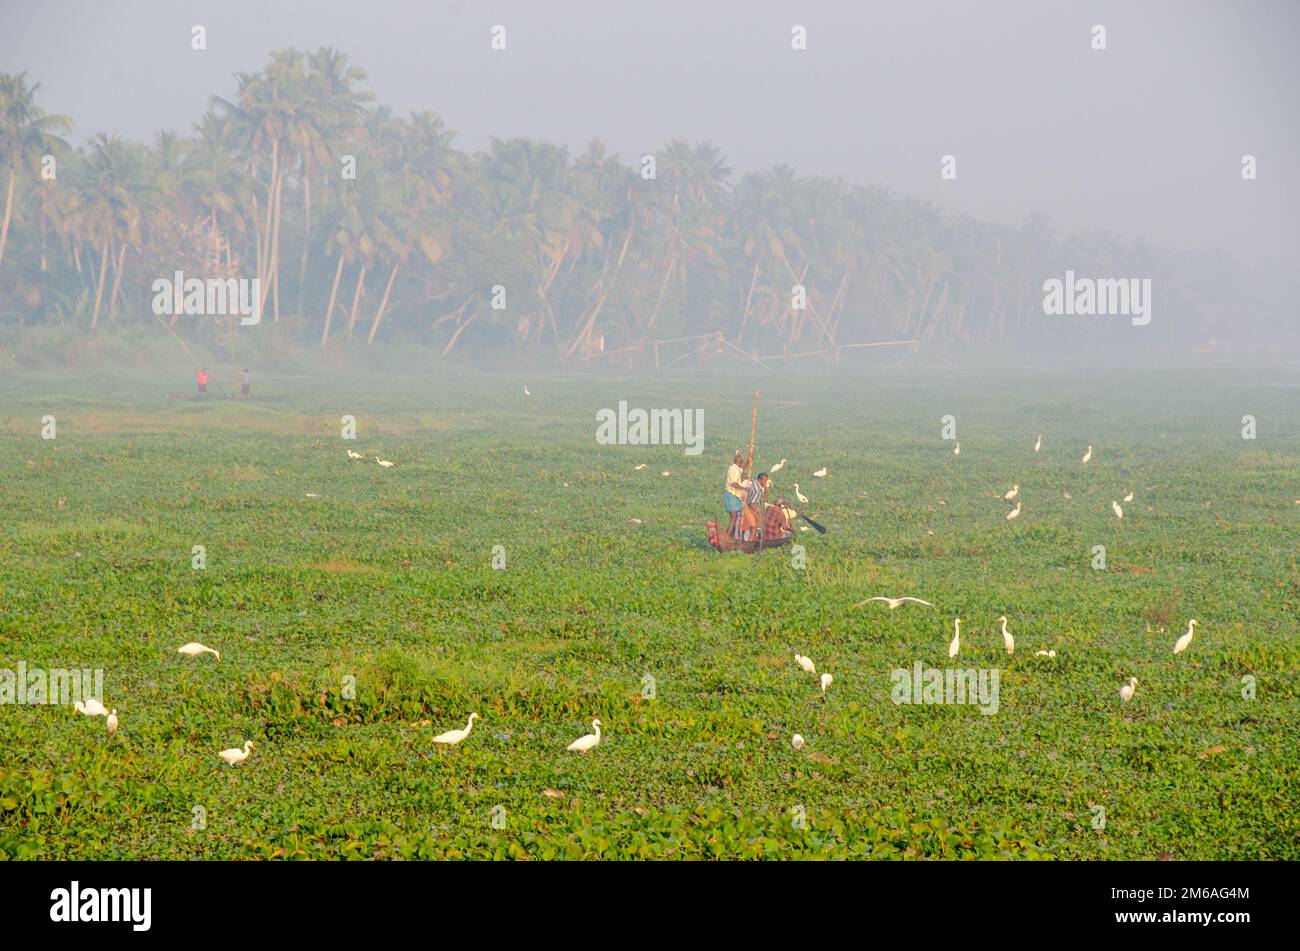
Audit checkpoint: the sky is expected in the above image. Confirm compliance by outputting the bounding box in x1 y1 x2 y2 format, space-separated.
2 0 1297 266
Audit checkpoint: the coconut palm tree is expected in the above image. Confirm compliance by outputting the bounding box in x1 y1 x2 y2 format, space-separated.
0 72 72 272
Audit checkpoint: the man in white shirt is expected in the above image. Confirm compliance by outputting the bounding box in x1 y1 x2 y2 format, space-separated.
724 450 745 537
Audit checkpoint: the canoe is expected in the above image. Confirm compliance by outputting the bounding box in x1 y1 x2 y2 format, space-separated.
706 520 793 554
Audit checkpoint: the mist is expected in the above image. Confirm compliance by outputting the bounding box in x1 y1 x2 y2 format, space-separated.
1 0 1297 369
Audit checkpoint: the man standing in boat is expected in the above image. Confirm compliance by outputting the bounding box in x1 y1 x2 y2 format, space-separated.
724 449 746 537
737 471 770 542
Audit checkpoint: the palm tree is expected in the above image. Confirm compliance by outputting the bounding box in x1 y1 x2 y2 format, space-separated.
0 72 72 271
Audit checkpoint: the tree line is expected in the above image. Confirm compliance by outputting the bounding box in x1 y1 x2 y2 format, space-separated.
0 51 1282 364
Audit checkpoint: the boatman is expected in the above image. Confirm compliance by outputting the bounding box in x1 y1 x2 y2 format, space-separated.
737 471 770 541
724 449 745 537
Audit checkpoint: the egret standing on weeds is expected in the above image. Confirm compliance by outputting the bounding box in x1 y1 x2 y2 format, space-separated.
794 483 808 504
948 618 961 658
1082 445 1093 464
1004 484 1020 500
1034 435 1042 452
1119 677 1139 703
999 616 1014 655
218 741 254 765
106 709 118 734
432 713 479 747
376 457 395 468
769 459 787 473
1006 501 1022 521
1173 619 1199 654
1112 500 1123 519
74 699 107 717
820 673 833 693
567 719 602 753
346 449 363 460
177 642 220 661
794 653 817 674
813 467 827 478
953 442 960 456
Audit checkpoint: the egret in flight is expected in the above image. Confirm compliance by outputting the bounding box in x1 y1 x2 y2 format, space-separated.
854 596 933 609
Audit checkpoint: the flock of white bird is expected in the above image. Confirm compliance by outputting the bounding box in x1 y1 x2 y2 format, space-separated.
990 437 1136 523
72 640 607 762
72 427 1209 768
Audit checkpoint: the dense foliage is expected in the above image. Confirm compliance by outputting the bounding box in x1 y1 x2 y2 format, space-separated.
0 54 1289 363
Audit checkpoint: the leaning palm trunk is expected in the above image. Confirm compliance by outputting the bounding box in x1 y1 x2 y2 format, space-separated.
345 264 366 338
0 169 15 269
564 217 635 357
256 144 279 320
270 173 284 321
298 170 312 307
108 244 127 320
441 306 481 356
321 253 345 348
90 238 110 329
366 263 399 344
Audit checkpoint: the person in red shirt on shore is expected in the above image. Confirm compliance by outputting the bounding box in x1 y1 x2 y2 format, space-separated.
196 366 208 396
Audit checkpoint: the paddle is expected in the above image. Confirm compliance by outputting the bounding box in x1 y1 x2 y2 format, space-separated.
799 513 828 534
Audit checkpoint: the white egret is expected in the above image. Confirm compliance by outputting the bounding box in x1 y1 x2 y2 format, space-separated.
794 653 816 675
1063 491 1073 500
661 471 670 477
820 673 833 693
854 596 933 609
1034 435 1042 452
106 709 118 734
948 618 961 658
634 463 647 470
376 457 394 468
177 642 220 661
1035 649 1057 658
1082 445 1093 464
73 699 107 717
1119 677 1138 703
793 484 808 504
432 713 480 747
791 734 805 751
523 385 531 396
813 467 827 478
953 442 960 456
218 740 254 765
999 615 1014 655
346 450 363 460
1006 501 1022 521
566 719 602 753
769 459 787 473
1112 500 1123 519
1123 491 1134 502
1004 484 1020 500
1173 619 1198 654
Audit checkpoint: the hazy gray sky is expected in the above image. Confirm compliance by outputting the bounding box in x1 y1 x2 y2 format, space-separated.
3 0 1296 264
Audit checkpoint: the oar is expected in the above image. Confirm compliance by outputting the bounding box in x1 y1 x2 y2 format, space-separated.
799 513 828 534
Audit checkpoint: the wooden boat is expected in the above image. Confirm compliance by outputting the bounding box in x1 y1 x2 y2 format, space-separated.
706 520 793 554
